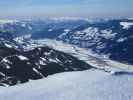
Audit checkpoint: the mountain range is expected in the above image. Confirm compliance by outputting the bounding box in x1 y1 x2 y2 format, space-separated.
0 18 133 86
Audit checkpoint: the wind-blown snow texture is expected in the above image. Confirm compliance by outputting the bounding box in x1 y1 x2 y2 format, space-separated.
0 69 133 100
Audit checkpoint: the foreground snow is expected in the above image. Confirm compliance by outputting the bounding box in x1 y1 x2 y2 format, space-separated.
0 69 133 100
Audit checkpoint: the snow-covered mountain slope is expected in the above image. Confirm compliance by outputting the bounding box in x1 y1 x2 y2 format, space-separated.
14 38 133 72
0 18 133 87
57 19 133 65
0 43 92 86
0 18 89 37
0 30 20 49
0 69 133 100
1 18 132 65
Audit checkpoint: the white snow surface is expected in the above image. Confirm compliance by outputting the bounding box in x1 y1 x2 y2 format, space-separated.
4 43 12 48
0 69 133 100
117 37 127 42
120 22 133 29
17 55 29 61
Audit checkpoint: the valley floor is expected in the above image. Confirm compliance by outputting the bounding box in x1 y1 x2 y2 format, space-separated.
0 69 133 100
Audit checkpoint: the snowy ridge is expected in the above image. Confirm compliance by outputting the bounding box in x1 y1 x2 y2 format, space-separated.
51 17 89 21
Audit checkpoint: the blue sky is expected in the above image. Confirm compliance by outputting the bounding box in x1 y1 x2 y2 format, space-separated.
0 0 133 18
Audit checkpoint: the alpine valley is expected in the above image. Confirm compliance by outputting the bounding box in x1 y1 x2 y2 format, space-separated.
0 18 133 87
0 18 133 100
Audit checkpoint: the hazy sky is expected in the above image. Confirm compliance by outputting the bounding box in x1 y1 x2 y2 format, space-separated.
0 0 133 18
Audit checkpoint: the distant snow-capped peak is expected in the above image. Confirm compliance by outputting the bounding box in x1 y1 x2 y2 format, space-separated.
0 19 19 24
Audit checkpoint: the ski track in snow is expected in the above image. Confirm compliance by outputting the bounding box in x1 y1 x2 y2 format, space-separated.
0 69 133 100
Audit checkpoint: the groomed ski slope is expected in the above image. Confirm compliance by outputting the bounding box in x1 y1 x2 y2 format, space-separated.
0 69 133 100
